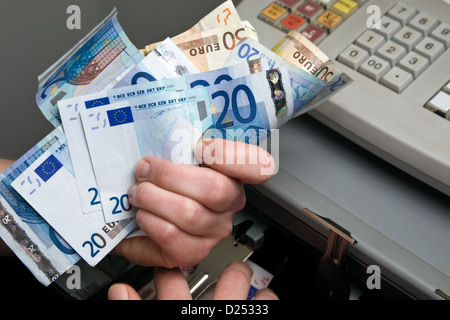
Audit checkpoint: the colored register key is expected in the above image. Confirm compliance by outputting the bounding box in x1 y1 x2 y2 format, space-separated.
297 1 324 21
332 0 359 19
301 24 327 44
261 3 287 21
317 10 343 32
281 13 307 31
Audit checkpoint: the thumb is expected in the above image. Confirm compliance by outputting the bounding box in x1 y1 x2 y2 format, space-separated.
194 138 276 184
108 283 142 300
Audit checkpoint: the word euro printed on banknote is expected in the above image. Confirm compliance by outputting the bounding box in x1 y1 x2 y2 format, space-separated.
169 21 258 72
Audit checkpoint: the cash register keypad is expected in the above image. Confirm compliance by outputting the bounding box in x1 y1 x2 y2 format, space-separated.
338 2 449 93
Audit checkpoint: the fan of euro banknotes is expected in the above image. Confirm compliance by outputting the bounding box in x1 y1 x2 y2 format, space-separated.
0 1 352 286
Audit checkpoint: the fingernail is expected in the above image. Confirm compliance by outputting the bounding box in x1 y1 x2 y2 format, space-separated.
127 183 138 205
136 159 151 180
108 284 128 300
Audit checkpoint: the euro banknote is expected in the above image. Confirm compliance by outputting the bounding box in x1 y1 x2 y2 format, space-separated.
10 128 137 266
142 0 242 54
115 38 200 89
201 66 295 139
272 30 339 83
167 21 258 72
225 38 352 117
0 127 80 285
36 8 144 127
79 88 212 223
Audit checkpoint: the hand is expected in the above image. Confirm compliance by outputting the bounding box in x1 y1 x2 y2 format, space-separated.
108 261 279 300
112 139 275 268
0 159 14 174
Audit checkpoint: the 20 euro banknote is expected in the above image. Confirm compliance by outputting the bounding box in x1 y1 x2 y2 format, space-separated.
0 127 80 285
79 88 212 223
10 129 137 266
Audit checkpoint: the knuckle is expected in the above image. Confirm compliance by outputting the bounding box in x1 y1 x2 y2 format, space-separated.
208 177 233 210
160 222 179 244
181 198 202 225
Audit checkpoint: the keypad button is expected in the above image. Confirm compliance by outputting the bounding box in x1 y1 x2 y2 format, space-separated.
376 40 407 66
414 37 445 63
380 67 414 93
408 12 439 36
392 26 423 51
316 10 343 32
398 51 430 79
425 91 450 119
358 55 391 81
386 2 418 26
297 1 324 21
338 44 370 69
332 0 359 19
301 24 328 44
260 3 288 22
355 29 385 55
281 13 308 32
374 16 402 39
430 22 450 48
